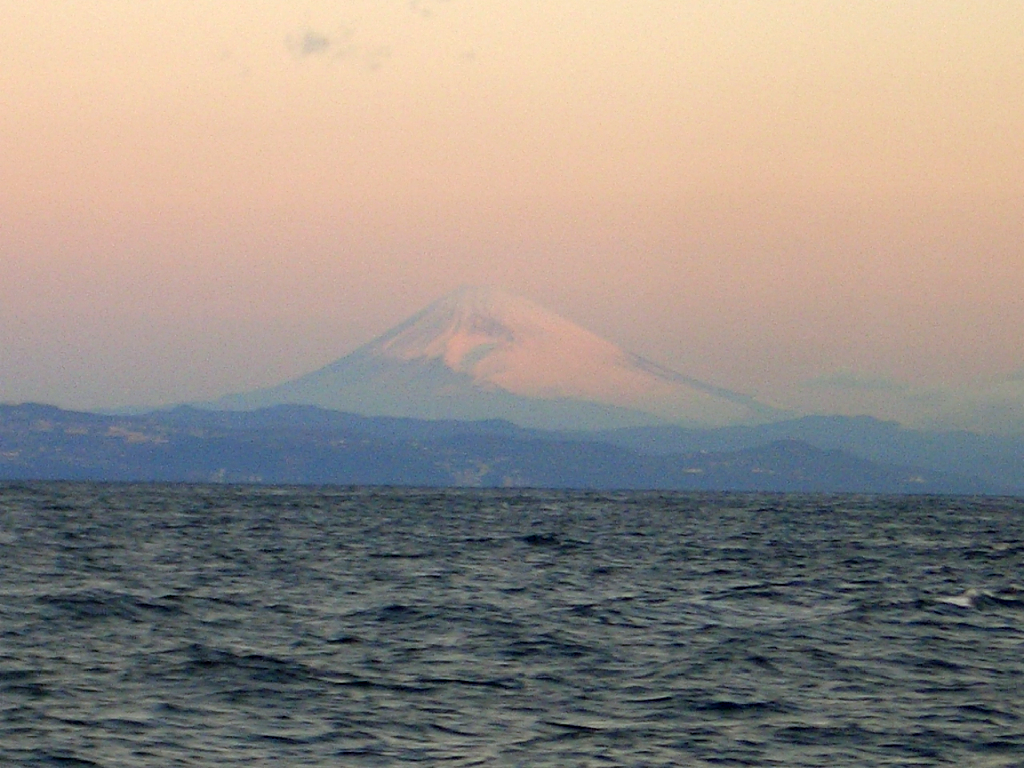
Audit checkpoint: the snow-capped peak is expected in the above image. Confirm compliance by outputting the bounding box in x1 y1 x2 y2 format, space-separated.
370 286 624 385
358 286 760 425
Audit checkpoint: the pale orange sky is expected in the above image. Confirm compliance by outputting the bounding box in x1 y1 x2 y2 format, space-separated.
2 1 1022 430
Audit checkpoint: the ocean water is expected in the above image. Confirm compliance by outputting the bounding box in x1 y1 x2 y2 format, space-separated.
1 484 1023 767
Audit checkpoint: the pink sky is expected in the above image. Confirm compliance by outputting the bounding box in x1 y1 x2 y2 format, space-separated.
2 1 1022 430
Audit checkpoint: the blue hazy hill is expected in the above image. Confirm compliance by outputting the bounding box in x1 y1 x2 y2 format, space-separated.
0 403 1006 493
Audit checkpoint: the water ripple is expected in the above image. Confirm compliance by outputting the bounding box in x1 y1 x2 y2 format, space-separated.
0 483 1022 766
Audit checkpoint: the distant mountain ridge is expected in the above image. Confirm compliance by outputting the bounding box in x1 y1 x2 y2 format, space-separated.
584 415 1024 493
213 286 779 430
0 402 1000 493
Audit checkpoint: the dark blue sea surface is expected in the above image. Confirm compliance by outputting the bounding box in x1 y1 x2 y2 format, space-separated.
1 484 1023 766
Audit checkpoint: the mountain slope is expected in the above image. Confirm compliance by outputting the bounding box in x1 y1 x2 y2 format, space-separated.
215 286 778 430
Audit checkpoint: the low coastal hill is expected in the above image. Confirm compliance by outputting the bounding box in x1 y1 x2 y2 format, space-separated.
0 403 1001 494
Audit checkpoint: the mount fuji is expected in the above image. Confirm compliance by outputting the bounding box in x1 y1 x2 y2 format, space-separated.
213 286 779 430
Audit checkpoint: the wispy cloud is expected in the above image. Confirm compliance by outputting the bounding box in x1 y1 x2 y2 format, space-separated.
297 30 331 58
408 0 454 19
286 25 396 71
286 2 458 68
286 28 345 60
